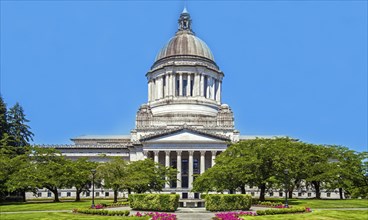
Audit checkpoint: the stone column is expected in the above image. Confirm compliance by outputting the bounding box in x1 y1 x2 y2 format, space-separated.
143 151 148 159
215 80 220 102
211 151 216 167
148 81 152 102
200 75 204 97
159 77 164 99
168 74 172 97
200 151 206 174
179 73 183 96
164 75 169 98
218 81 222 102
188 151 194 188
154 151 159 164
152 80 156 100
187 74 191 96
176 151 182 188
165 151 170 188
206 77 210 99
172 74 176 97
194 74 199 96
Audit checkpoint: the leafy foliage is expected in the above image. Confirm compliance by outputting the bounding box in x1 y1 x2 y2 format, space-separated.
205 194 252 211
129 193 180 212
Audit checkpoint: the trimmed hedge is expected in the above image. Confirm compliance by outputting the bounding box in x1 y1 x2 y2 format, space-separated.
205 194 252 211
129 194 180 212
256 207 306 215
74 209 130 216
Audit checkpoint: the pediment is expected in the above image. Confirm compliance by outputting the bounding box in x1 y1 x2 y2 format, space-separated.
140 127 230 143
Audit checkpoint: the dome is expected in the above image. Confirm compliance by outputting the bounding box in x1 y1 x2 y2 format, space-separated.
155 32 215 62
154 8 215 62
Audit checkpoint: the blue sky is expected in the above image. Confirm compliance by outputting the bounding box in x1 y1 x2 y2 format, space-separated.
1 1 367 152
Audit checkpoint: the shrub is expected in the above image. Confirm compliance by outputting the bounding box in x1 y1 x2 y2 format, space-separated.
74 208 130 217
129 194 180 212
255 207 308 216
205 194 252 211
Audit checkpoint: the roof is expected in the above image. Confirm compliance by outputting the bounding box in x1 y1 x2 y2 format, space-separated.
71 135 131 140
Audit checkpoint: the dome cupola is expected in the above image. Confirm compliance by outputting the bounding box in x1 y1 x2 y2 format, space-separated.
155 7 215 62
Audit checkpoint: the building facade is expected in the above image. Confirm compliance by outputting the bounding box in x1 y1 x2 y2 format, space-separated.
28 8 342 201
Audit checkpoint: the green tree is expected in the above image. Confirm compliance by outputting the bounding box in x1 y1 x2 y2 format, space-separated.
97 157 128 203
6 147 71 202
125 159 177 193
7 103 34 153
0 96 8 141
69 158 97 202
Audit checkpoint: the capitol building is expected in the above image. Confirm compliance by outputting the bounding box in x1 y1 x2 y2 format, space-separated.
28 7 341 202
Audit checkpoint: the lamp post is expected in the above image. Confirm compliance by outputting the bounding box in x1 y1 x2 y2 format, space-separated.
284 169 289 208
91 169 96 208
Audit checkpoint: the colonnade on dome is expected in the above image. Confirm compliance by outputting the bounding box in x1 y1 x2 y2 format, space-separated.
148 72 222 103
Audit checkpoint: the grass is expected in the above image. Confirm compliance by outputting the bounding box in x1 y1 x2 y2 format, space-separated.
0 212 149 220
241 210 368 219
263 198 368 209
0 199 115 212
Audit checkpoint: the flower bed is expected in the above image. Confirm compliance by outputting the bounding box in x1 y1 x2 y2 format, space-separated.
213 211 257 220
135 211 177 220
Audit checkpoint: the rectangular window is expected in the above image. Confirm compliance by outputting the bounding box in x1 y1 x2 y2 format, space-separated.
327 192 331 197
269 192 273 196
176 80 180 96
298 193 302 197
251 192 255 196
183 79 187 96
96 192 100 197
194 193 199 199
86 192 90 197
47 192 52 197
105 192 109 197
182 159 188 174
67 192 71 197
181 176 188 188
307 193 311 197
279 192 283 197
193 159 199 174
190 80 193 96
203 76 208 97
58 192 61 197
37 192 42 197
182 193 188 199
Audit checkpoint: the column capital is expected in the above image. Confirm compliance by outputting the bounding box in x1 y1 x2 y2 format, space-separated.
143 151 148 156
177 150 182 156
200 150 206 156
211 150 217 155
165 150 170 155
188 151 194 156
153 151 159 156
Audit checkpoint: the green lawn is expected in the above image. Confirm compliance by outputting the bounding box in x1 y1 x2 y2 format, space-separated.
264 198 368 208
0 212 149 220
241 210 368 220
0 200 114 212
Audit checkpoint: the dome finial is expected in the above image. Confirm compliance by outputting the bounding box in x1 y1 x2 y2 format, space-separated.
178 6 192 32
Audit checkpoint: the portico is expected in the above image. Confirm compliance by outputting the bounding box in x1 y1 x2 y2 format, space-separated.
144 149 221 189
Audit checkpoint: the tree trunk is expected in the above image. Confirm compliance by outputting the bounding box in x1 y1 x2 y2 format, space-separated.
21 190 26 202
114 190 118 203
312 181 321 199
128 188 131 194
339 188 343 199
229 189 234 194
259 183 266 201
240 185 246 194
48 188 60 202
75 189 81 202
288 189 293 199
